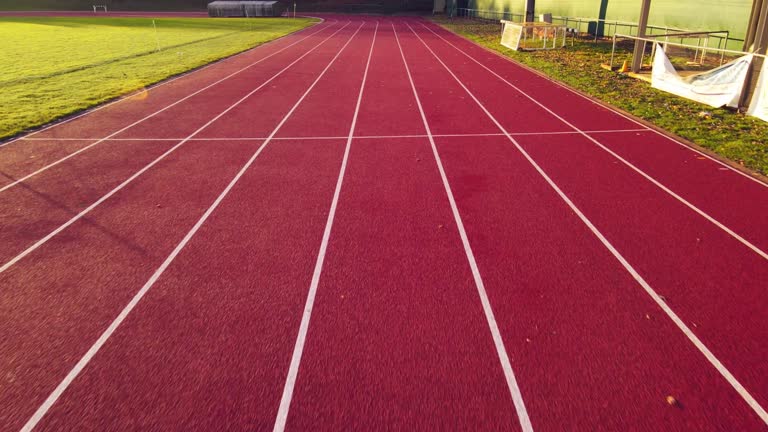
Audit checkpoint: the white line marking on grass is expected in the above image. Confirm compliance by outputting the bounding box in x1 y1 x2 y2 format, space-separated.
421 22 768 189
0 22 334 194
0 22 352 276
272 21 379 432
393 22 534 432
419 23 768 262
408 21 768 426
19 21 364 432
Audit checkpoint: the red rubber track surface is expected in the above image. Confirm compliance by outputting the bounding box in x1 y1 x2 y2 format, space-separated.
1 15 766 432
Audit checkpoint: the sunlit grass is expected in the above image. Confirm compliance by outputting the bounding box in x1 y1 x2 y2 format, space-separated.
0 0 206 11
0 16 317 139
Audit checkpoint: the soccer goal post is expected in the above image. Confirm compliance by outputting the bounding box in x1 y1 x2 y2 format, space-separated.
500 20 567 50
92 4 108 13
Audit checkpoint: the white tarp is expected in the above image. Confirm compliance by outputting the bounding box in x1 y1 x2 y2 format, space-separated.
748 59 768 122
651 43 753 108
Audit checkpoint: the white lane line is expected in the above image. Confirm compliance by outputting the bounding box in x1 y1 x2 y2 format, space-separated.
419 22 768 262
19 21 364 432
549 128 648 135
407 22 768 426
0 22 335 194
432 129 646 137
14 129 648 142
393 22 534 432
421 23 768 188
272 21 379 432
0 19 327 149
0 22 352 276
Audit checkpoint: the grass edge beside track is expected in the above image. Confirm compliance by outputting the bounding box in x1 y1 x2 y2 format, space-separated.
0 0 204 11
431 17 768 180
0 17 319 142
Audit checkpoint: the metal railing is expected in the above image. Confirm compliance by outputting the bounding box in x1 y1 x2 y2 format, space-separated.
455 8 523 23
643 31 731 65
551 15 738 50
607 33 765 72
452 9 744 51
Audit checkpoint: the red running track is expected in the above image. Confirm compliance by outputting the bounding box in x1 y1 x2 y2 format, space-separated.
0 15 766 432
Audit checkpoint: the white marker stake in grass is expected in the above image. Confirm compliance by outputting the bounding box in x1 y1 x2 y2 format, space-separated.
152 20 161 52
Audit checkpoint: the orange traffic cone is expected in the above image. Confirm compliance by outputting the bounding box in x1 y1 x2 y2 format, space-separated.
618 60 629 73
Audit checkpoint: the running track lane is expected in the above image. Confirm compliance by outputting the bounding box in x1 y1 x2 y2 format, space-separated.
419 20 768 253
10 20 368 431
396 19 768 430
0 22 356 431
409 20 768 414
281 21 522 430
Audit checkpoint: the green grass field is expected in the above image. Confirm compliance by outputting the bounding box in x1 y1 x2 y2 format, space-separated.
0 16 317 139
0 0 207 11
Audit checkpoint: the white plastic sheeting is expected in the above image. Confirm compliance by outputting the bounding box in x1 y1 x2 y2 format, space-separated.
651 43 753 108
